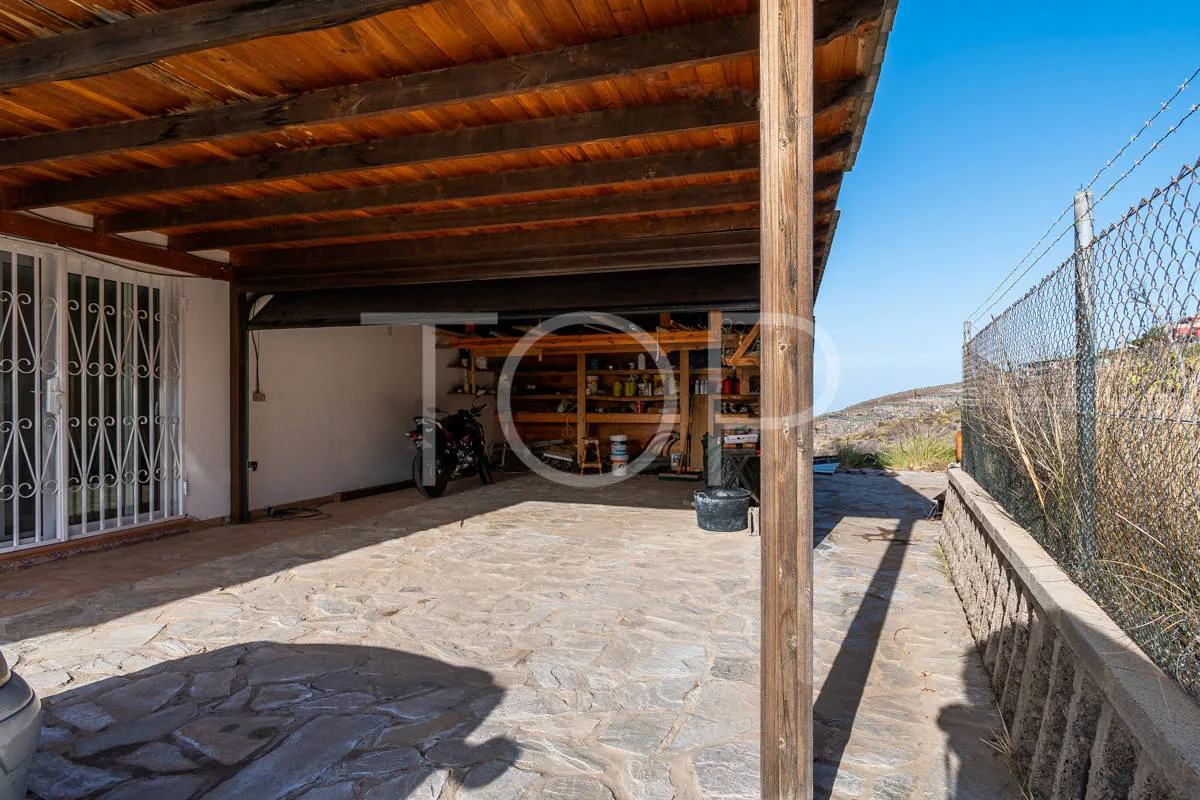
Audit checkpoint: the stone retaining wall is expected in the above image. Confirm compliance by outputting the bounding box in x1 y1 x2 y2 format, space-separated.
941 468 1200 800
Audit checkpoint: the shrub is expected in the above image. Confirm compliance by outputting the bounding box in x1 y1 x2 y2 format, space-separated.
836 443 878 468
878 435 957 472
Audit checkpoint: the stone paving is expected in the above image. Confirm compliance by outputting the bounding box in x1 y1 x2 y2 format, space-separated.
0 472 1018 799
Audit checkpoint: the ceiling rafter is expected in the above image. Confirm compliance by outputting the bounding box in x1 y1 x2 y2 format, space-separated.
0 212 226 279
238 229 760 281
0 0 437 91
2 99 757 210
170 181 762 251
99 146 761 234
0 14 759 167
236 238 763 291
233 209 762 268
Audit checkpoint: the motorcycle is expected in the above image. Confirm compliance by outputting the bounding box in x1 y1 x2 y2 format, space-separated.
407 397 492 498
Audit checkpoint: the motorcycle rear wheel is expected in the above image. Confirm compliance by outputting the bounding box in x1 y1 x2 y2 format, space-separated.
413 450 448 498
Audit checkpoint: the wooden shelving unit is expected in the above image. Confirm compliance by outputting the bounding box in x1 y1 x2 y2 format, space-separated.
709 312 762 435
443 329 708 469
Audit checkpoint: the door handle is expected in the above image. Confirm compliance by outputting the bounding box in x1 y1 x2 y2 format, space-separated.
44 377 64 415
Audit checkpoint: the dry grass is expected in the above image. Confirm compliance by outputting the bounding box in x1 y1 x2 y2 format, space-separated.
965 334 1200 699
878 434 958 472
836 443 878 469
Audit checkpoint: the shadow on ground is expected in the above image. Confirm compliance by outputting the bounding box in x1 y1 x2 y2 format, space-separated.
28 642 519 800
936 629 1026 800
810 473 1017 799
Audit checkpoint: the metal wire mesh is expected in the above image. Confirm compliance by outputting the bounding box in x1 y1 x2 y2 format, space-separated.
962 158 1200 700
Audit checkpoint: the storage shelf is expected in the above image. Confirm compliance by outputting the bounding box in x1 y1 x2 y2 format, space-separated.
588 412 680 423
588 369 680 375
505 412 680 424
715 414 760 424
516 368 681 376
586 396 679 403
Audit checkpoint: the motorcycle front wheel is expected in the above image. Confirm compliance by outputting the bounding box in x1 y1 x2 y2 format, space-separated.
478 455 493 485
412 449 448 498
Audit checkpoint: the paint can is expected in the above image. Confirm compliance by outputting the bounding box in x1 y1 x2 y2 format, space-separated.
610 434 629 476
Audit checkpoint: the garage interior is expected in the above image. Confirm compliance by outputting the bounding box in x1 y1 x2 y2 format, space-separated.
0 0 898 794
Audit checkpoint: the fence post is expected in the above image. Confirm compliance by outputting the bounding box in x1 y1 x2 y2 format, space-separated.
1073 190 1097 563
961 320 972 472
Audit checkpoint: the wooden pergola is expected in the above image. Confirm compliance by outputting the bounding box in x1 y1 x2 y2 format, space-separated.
0 0 896 795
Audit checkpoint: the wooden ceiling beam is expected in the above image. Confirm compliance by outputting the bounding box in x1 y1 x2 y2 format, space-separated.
815 0 889 46
234 198 834 283
101 130 850 234
3 100 757 210
235 243 762 292
0 15 759 168
234 209 763 268
0 0 436 92
0 212 227 279
236 229 761 281
99 146 760 234
247 264 761 329
170 181 762 251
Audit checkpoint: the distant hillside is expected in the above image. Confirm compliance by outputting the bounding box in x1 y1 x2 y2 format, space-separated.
814 383 963 457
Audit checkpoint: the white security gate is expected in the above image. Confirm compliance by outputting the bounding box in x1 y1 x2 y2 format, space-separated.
1 241 182 553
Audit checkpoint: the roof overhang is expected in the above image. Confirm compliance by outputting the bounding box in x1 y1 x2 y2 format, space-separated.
0 0 897 317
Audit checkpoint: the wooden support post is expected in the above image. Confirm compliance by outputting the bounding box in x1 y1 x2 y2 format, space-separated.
679 350 691 468
576 353 587 464
760 0 815 797
230 289 251 524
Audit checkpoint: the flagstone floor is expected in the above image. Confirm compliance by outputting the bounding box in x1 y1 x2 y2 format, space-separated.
0 472 1017 799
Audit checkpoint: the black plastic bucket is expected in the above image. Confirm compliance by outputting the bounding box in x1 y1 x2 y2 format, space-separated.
694 488 752 532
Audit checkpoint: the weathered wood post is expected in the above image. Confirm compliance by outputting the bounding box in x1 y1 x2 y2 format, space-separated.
229 287 251 524
760 0 815 796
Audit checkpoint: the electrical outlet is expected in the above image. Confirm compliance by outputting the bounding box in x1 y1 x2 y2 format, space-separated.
253 391 267 402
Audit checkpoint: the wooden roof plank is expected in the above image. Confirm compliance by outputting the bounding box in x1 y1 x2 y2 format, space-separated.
98 144 761 233
170 180 761 250
0 0 438 92
0 14 758 167
3 99 757 209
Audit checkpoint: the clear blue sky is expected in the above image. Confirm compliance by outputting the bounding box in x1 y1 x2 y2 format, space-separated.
816 0 1200 412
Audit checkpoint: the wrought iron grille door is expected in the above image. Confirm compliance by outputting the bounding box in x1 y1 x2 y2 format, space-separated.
2 241 182 553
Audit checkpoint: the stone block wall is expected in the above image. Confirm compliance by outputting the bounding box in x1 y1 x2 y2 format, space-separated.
941 468 1200 800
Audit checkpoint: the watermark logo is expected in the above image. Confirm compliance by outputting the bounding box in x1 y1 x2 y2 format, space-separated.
360 309 841 489
496 312 677 487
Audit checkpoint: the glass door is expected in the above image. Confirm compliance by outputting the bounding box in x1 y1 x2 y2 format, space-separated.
1 242 182 553
1 245 63 551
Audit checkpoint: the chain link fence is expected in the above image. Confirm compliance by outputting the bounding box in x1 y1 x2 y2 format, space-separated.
962 157 1200 701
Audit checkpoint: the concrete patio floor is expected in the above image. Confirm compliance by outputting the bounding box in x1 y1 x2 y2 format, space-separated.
0 472 1018 800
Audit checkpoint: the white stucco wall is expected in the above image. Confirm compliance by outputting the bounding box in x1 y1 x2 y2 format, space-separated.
178 304 457 518
180 278 231 522
246 324 425 510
